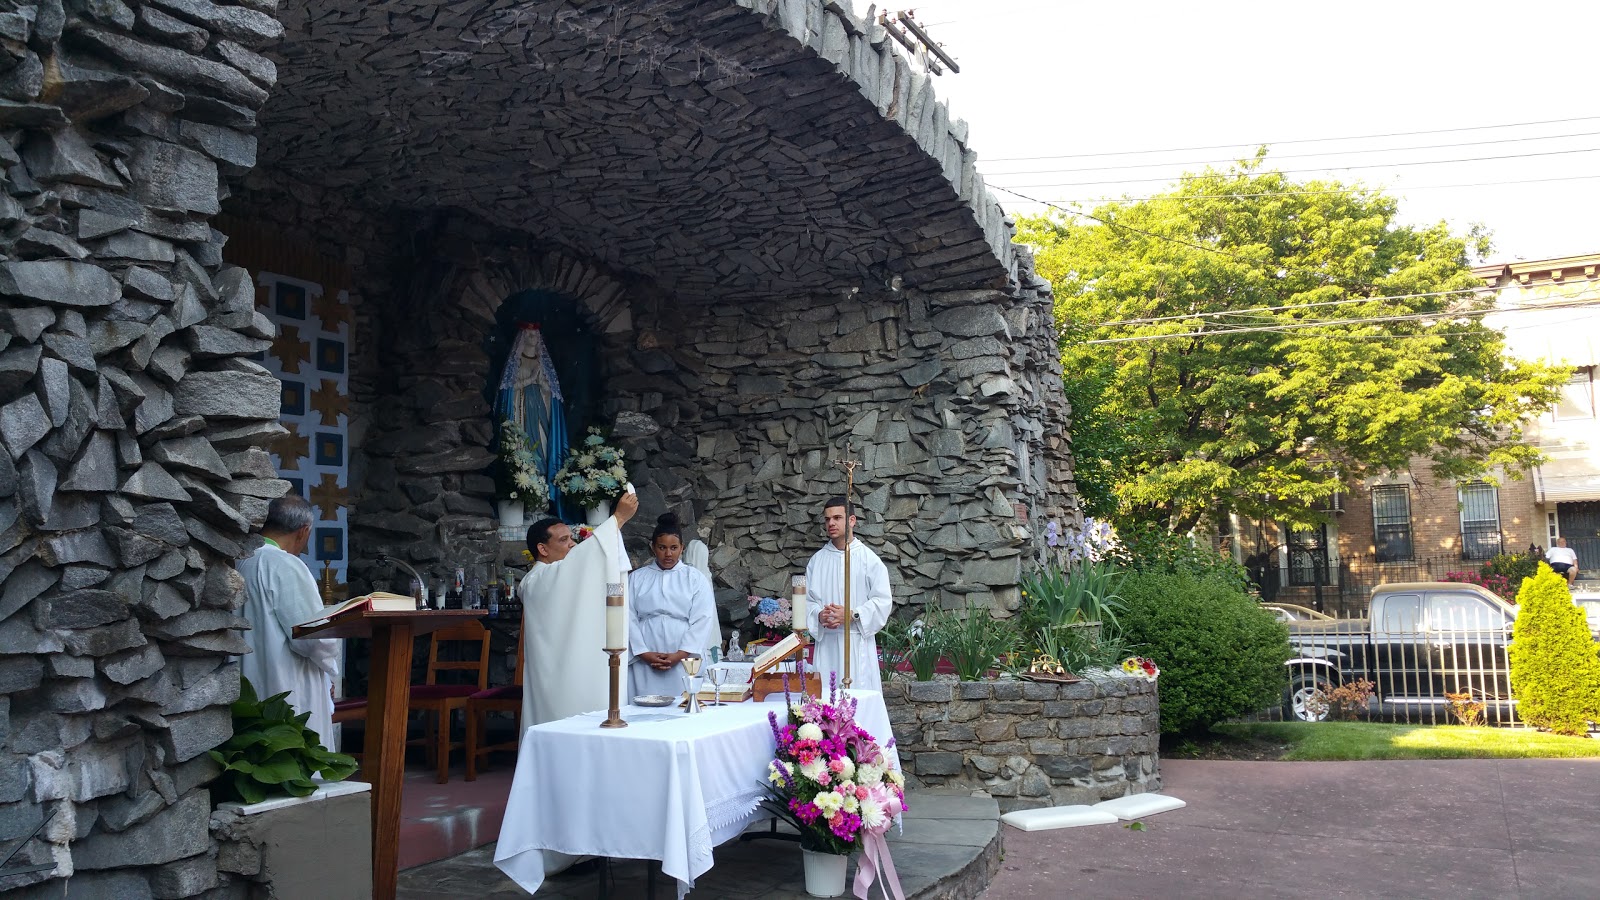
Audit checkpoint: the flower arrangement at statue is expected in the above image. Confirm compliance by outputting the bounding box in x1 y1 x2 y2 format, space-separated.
1121 656 1159 682
497 418 548 509
746 595 792 643
762 678 906 897
553 427 628 512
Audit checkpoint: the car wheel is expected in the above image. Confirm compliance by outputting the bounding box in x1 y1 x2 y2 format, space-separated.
1287 673 1333 722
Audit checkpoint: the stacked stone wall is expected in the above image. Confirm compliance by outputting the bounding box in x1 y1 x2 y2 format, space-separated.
0 0 285 894
336 211 1075 633
885 676 1161 813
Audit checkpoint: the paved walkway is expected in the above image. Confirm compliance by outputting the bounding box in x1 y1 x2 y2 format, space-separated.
398 790 998 899
985 757 1600 899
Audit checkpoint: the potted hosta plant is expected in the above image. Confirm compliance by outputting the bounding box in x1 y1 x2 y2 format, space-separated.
553 427 629 525
762 686 906 898
497 418 549 528
208 678 370 898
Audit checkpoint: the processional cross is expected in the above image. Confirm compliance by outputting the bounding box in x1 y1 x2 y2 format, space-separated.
833 442 862 689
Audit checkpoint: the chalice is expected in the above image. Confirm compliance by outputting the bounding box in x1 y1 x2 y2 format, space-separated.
682 654 704 714
706 665 728 707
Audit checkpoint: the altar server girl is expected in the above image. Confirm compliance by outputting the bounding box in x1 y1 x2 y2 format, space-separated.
628 513 718 696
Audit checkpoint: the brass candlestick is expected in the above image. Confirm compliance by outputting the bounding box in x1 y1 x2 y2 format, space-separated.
601 586 627 728
601 649 627 729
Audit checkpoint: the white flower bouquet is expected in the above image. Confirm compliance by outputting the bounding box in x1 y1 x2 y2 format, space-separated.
498 419 549 510
553 427 629 511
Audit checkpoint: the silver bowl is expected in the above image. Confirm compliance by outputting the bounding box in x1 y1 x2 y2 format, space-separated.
633 695 675 708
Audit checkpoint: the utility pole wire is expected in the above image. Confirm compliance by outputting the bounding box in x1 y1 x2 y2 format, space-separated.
983 115 1600 162
1089 283 1600 328
1078 297 1600 345
991 145 1600 190
984 129 1600 177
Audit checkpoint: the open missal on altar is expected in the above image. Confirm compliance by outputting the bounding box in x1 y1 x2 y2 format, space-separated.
751 632 804 674
296 591 417 628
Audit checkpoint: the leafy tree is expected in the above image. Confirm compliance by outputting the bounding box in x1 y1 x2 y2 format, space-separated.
1017 159 1566 532
1507 565 1600 736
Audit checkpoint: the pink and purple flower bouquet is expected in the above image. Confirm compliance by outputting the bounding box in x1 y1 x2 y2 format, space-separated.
761 678 906 857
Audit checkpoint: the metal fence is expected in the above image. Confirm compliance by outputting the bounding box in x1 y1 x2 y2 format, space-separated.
1249 552 1506 618
1246 602 1524 727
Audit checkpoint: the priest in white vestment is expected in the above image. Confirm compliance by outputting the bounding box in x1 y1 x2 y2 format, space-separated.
518 490 639 728
628 514 718 697
805 496 893 695
238 495 342 749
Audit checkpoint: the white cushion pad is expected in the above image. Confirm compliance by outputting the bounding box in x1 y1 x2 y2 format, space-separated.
1093 793 1186 820
1000 805 1119 831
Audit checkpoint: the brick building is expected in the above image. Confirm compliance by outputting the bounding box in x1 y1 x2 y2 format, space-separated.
1227 253 1600 612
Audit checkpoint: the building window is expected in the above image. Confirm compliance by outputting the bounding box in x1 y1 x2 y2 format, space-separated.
1372 484 1413 562
1459 482 1501 560
1548 512 1559 543
1555 367 1595 420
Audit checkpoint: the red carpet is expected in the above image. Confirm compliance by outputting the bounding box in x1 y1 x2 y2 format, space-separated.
397 766 515 871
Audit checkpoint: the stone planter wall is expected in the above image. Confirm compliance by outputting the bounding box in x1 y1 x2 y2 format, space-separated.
211 784 372 899
884 675 1161 812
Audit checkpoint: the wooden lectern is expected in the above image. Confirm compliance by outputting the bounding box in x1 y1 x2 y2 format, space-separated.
295 609 486 900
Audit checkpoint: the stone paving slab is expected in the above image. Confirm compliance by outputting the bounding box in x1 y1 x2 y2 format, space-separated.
983 757 1600 900
398 789 999 899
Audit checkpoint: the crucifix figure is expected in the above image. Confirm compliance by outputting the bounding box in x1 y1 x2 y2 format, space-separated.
833 444 861 689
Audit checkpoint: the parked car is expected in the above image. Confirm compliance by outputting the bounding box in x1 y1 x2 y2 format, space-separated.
1262 603 1334 623
1284 582 1516 723
1572 588 1600 638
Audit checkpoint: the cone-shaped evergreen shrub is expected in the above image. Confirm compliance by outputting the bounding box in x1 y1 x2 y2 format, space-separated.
1507 564 1600 736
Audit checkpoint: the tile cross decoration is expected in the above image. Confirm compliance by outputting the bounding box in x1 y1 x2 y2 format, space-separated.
271 324 311 375
310 378 348 426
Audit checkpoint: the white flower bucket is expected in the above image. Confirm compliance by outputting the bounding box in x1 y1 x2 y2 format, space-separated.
802 848 849 897
497 500 525 529
584 500 611 527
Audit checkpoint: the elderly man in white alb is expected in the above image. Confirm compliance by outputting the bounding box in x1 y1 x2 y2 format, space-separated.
805 496 893 695
237 495 343 749
1546 537 1580 585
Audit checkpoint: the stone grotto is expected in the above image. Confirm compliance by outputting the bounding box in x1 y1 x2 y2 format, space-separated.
0 0 1079 894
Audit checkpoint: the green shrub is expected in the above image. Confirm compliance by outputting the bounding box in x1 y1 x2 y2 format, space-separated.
1507 564 1600 736
1481 552 1541 599
1119 570 1291 734
1115 523 1252 592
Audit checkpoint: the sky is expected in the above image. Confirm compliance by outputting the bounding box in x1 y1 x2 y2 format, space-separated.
852 0 1600 264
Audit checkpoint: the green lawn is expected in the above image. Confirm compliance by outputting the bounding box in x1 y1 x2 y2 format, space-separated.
1213 721 1600 761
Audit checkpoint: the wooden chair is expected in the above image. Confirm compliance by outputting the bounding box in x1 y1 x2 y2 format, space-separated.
407 621 490 784
465 638 524 782
332 699 368 779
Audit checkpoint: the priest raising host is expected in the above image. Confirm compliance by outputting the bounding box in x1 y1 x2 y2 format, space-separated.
804 496 893 694
518 489 640 728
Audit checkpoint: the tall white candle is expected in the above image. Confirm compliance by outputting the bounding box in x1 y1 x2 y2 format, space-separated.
791 575 807 631
605 584 626 650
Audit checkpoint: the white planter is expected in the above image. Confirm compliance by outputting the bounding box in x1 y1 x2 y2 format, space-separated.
802 848 849 898
497 500 526 528
584 500 611 527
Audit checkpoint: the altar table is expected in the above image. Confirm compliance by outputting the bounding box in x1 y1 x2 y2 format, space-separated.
493 690 895 896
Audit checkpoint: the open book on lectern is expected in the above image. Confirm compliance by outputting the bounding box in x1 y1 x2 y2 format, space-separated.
751 632 805 675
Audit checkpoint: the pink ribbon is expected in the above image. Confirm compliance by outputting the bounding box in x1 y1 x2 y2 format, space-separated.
852 830 905 900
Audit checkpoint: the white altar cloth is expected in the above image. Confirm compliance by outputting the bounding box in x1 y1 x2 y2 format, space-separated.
493 690 895 896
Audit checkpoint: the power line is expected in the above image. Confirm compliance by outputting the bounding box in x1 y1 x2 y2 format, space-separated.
1079 297 1600 345
1089 288 1494 328
982 115 1600 162
989 146 1600 190
1030 174 1600 207
984 130 1600 177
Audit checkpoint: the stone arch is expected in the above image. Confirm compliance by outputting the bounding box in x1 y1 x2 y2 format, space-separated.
441 249 634 340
